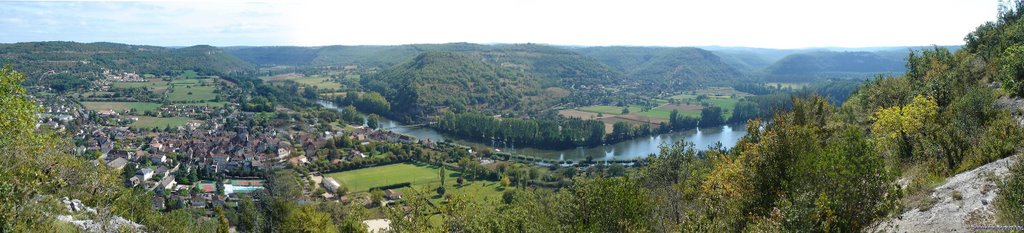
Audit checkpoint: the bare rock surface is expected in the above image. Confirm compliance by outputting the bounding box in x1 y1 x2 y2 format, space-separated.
875 155 1018 232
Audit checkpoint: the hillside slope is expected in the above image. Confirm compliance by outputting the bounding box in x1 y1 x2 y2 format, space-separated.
362 45 622 121
0 42 253 78
761 51 904 82
575 46 743 90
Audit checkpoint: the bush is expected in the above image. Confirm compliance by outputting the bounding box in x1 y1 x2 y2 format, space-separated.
959 114 1024 172
997 159 1024 224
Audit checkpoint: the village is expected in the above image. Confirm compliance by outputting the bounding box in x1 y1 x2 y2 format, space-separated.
29 70 453 219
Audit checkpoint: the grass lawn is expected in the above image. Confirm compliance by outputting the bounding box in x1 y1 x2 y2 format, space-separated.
326 163 457 193
130 116 193 129
406 179 507 204
167 85 217 102
82 101 161 112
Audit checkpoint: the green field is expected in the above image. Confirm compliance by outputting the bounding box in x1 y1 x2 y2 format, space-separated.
326 163 457 193
167 85 217 102
407 179 506 204
112 78 170 93
130 116 193 129
294 76 343 90
179 70 199 78
175 102 227 107
579 104 688 120
578 96 742 121
82 102 161 112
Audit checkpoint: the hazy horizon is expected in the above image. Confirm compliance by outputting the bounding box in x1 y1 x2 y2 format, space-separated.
0 0 1001 49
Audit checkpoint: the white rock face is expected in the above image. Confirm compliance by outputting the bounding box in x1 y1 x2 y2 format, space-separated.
57 197 146 233
875 155 1018 232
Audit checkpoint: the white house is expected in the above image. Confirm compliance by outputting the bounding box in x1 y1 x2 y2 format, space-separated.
322 177 341 193
138 168 155 180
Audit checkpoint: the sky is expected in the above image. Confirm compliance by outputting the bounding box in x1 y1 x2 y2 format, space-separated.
0 0 1004 49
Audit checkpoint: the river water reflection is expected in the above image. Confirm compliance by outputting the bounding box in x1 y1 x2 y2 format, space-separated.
319 101 747 161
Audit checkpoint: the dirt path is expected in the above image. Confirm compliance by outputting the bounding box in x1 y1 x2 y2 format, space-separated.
874 155 1018 232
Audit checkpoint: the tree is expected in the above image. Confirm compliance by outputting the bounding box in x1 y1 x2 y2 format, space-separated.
621 106 630 114
439 166 447 187
216 206 230 233
279 204 339 233
367 114 380 129
699 106 724 127
500 176 512 188
999 45 1024 96
370 189 385 207
237 195 263 232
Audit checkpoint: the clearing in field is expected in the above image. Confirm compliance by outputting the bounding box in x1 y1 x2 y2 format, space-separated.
325 163 457 193
130 116 193 129
82 102 161 113
578 105 626 115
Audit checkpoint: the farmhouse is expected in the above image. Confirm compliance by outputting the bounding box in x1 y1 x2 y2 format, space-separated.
384 189 402 200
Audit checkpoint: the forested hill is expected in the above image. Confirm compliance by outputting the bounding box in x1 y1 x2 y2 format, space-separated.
0 42 253 78
574 46 743 90
761 51 906 82
222 46 320 66
362 45 623 122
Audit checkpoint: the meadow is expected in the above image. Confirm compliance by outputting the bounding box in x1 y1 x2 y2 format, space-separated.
82 101 161 112
167 85 217 102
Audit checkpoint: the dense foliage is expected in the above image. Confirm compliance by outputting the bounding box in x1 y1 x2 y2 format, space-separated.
762 51 905 82
576 46 744 91
0 42 253 90
435 112 605 149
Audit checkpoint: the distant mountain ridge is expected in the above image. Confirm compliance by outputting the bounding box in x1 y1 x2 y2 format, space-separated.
0 41 253 78
761 51 906 82
573 46 743 90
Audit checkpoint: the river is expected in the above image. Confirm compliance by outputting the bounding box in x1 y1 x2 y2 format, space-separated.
319 101 747 161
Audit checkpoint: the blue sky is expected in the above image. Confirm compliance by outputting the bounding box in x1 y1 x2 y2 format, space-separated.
0 0 1003 48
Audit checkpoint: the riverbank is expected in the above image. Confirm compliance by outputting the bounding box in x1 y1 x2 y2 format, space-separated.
318 101 747 161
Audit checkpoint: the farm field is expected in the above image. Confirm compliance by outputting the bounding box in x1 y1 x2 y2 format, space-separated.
82 101 161 112
167 85 217 102
112 78 170 93
261 73 344 90
130 116 193 129
325 163 457 193
567 87 753 131
294 76 343 90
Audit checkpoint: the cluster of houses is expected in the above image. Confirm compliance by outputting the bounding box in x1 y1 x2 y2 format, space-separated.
103 70 144 82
